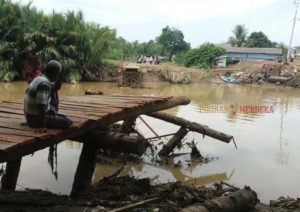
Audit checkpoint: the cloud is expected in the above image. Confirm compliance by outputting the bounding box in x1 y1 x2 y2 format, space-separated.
15 0 298 47
17 0 279 26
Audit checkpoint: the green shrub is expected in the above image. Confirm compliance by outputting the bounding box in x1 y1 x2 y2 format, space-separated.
0 70 19 82
183 43 225 69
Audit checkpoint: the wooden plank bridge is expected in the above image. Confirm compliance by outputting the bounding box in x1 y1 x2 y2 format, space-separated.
0 95 190 163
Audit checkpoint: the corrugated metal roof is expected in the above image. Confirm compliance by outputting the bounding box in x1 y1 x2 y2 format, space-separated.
226 47 282 55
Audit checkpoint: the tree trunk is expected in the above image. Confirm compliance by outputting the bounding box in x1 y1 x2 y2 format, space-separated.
147 112 233 143
89 131 149 156
181 187 258 212
158 127 188 156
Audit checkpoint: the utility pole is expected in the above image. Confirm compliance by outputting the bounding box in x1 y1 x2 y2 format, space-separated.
287 0 299 61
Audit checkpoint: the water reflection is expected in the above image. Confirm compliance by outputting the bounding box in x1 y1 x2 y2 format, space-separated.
92 159 233 188
276 101 289 166
0 81 299 203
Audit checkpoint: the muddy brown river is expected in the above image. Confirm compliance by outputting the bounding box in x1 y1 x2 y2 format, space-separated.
0 81 299 203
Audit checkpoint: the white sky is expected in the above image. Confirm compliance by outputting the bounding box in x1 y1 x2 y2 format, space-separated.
16 0 300 47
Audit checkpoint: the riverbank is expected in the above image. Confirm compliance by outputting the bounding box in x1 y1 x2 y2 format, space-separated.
0 173 299 211
100 60 300 87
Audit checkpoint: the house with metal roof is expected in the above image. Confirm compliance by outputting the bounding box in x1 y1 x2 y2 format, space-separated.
224 47 282 61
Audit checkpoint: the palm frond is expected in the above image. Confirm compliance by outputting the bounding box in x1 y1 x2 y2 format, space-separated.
0 70 19 82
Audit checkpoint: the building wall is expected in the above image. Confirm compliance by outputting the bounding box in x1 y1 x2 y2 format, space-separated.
227 53 279 61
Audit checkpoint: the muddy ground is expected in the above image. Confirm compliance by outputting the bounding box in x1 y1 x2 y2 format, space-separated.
0 171 299 211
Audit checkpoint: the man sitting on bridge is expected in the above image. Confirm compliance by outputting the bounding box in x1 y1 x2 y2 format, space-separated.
24 60 73 130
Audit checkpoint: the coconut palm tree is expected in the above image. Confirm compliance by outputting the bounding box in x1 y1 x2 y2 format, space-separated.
0 0 117 82
229 25 248 47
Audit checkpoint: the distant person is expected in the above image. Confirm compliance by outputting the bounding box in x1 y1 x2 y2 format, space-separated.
266 67 272 79
23 56 42 83
290 52 295 62
149 56 153 64
24 60 73 130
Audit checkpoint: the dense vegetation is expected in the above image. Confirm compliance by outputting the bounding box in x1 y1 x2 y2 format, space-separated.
228 24 288 53
183 43 225 69
0 0 191 82
156 26 190 61
0 1 289 82
0 0 120 82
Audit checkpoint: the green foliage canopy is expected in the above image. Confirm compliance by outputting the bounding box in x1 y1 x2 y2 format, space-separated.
228 25 248 47
183 43 225 69
0 0 116 82
245 31 277 48
156 26 190 61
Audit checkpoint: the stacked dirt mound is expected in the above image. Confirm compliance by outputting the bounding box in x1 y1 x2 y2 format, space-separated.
228 61 300 77
227 61 269 72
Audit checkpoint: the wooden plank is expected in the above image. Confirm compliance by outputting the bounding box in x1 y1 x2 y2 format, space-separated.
61 100 123 107
0 122 62 138
63 95 145 103
71 95 161 104
0 134 35 144
0 127 40 137
87 94 170 100
3 100 120 109
2 101 23 104
0 118 27 124
0 102 23 109
60 101 122 111
89 98 167 104
58 109 106 120
0 113 85 128
0 105 89 129
62 95 160 101
0 107 23 115
0 141 18 151
0 104 101 121
59 107 123 117
59 104 117 113
0 112 24 119
60 105 120 114
0 122 38 131
79 96 158 104
61 97 141 108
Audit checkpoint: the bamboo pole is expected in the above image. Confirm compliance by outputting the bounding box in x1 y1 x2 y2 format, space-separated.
138 116 160 137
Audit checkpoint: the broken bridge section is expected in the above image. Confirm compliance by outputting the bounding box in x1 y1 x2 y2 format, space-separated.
0 95 190 162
